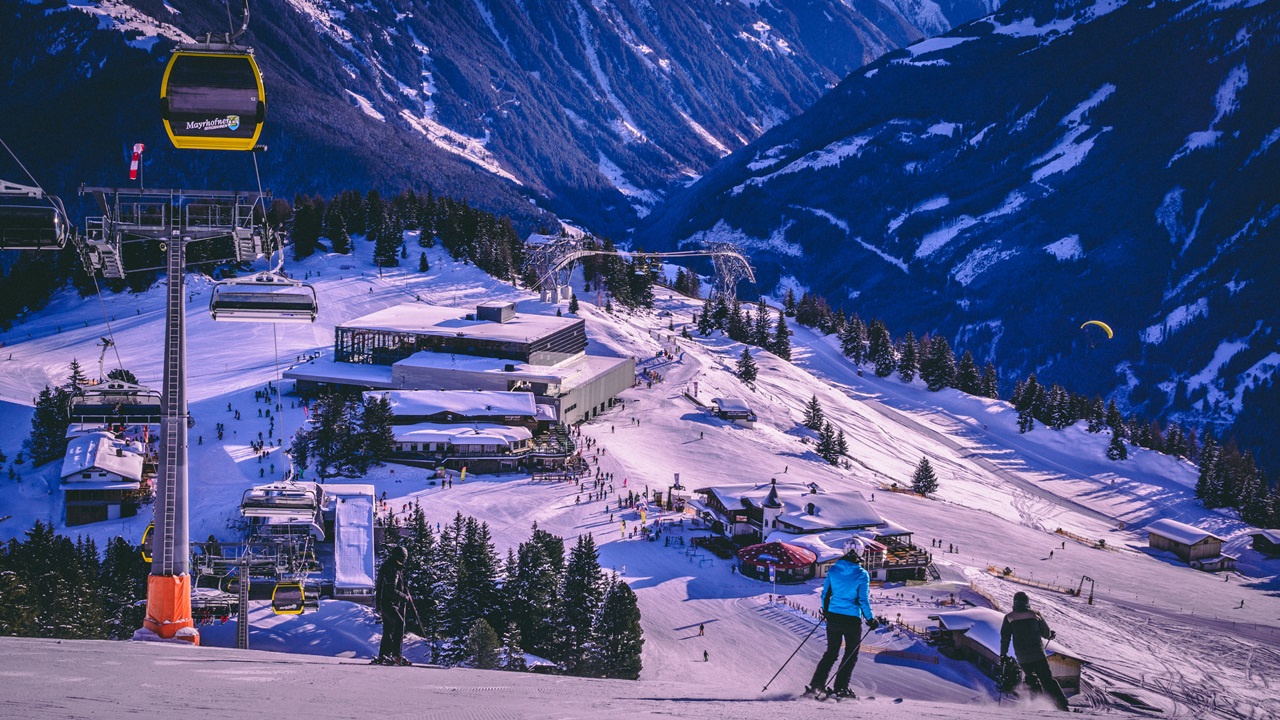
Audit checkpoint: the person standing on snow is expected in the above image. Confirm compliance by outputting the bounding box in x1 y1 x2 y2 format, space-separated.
1000 591 1069 711
807 539 879 699
374 545 413 665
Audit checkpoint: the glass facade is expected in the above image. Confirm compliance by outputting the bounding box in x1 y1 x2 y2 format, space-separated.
334 321 587 366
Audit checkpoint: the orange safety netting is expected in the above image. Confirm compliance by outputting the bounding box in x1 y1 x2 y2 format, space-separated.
143 574 200 645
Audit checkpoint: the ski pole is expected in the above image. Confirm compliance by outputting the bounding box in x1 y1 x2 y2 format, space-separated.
761 616 824 692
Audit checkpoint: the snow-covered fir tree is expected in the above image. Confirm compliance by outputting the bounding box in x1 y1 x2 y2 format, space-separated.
592 577 644 680
912 456 939 495
898 331 918 383
771 312 792 361
736 347 758 385
803 395 825 431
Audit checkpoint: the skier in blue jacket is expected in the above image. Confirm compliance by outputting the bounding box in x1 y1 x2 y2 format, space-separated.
806 538 879 699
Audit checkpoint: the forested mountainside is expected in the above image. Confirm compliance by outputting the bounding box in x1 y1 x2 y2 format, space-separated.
637 0 1280 471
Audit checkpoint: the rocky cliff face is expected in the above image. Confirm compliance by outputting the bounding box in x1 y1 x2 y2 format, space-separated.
637 0 1280 468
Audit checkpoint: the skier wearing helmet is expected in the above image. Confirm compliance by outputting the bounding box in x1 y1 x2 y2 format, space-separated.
374 545 412 665
806 538 879 699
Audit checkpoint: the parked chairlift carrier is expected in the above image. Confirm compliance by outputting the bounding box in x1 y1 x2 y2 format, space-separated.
0 180 69 251
210 271 318 323
160 0 265 152
69 380 163 425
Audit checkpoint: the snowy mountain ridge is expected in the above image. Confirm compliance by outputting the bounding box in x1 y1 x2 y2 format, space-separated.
2 0 1002 236
0 237 1276 718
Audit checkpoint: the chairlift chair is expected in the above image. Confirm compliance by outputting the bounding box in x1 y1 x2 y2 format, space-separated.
210 272 318 323
70 380 163 424
239 481 323 516
271 580 306 615
159 1 265 152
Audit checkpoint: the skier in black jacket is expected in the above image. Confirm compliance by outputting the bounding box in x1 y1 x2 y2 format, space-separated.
999 591 1069 711
375 545 412 665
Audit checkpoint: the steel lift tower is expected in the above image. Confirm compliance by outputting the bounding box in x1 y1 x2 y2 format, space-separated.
81 185 270 644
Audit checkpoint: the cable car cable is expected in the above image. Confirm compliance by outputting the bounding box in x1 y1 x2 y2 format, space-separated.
89 272 126 373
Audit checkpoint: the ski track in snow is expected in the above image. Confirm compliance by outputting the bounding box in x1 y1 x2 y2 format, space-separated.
0 239 1277 719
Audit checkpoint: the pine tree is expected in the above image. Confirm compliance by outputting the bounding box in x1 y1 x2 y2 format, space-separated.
712 295 730 329
26 385 71 466
99 536 147 640
1086 397 1107 433
869 320 895 377
560 534 605 674
817 422 839 465
403 504 438 641
569 293 580 314
509 523 564 660
697 296 714 336
418 252 430 272
980 363 1000 399
359 394 396 467
592 578 644 679
783 288 796 317
1195 434 1222 506
322 199 351 253
455 517 502 644
106 368 138 384
898 331 918 383
1105 399 1125 437
921 336 956 391
753 298 772 347
727 299 748 342
836 429 849 457
803 395 825 431
912 456 939 495
840 315 867 364
956 351 979 395
1106 430 1128 461
464 618 501 669
1015 374 1040 433
771 312 792 361
65 359 89 391
501 621 527 671
736 347 758 385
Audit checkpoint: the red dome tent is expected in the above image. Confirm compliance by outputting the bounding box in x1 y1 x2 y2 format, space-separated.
737 541 817 583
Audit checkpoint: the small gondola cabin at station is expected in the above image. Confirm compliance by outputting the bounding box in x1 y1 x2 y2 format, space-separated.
1146 518 1236 572
60 431 148 526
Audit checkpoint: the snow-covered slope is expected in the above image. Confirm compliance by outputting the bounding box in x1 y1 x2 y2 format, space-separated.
0 242 1276 718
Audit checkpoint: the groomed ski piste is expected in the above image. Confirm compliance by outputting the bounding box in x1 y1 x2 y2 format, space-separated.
0 237 1276 719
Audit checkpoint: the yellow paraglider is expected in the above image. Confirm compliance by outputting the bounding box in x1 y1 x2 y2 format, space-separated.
1080 320 1114 339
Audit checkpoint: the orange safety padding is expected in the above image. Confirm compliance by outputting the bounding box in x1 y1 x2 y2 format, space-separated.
144 574 200 645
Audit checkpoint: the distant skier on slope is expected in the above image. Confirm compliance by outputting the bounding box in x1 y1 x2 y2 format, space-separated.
374 545 412 666
806 539 879 699
1000 591 1069 711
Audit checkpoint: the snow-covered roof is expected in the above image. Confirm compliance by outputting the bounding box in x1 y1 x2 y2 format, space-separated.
392 422 532 446
369 390 537 418
712 397 752 413
340 302 580 343
931 608 1082 662
334 490 374 590
700 482 884 532
1252 529 1280 544
1147 518 1221 546
766 530 885 564
60 431 144 483
323 484 375 501
394 351 631 391
282 358 395 388
737 541 817 569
